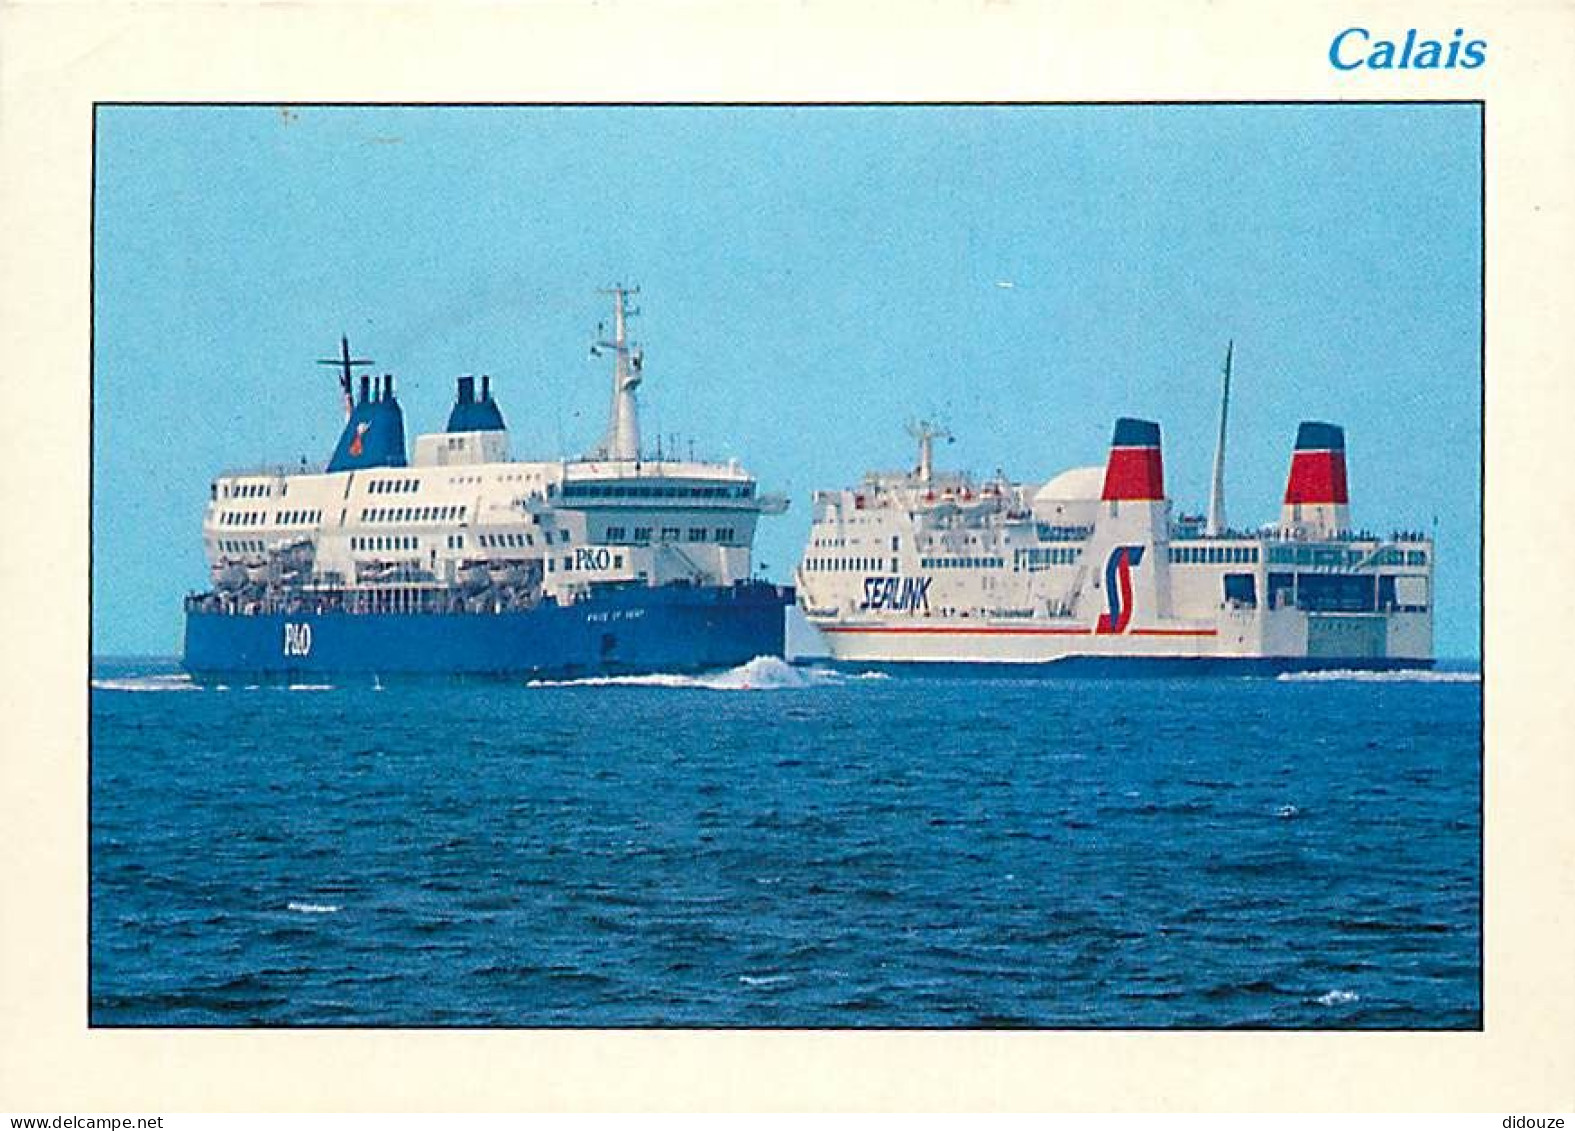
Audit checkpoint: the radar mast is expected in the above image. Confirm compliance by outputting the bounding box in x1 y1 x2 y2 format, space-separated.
907 419 954 484
590 286 643 460
317 335 374 419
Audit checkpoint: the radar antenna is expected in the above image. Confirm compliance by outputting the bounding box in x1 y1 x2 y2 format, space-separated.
317 334 374 419
1205 340 1234 537
590 285 643 460
906 419 954 484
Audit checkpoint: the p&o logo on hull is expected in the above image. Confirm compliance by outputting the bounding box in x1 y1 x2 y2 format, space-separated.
283 622 314 657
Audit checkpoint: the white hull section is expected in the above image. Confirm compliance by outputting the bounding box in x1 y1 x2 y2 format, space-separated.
814 609 1432 665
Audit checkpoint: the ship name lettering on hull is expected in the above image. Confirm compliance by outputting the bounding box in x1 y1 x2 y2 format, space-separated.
862 576 931 613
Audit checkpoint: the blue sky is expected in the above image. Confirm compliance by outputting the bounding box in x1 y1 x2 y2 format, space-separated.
92 104 1481 658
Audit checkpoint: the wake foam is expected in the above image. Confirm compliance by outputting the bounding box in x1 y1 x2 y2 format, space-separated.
527 655 872 691
1276 669 1479 684
92 674 340 692
738 973 792 987
91 673 197 692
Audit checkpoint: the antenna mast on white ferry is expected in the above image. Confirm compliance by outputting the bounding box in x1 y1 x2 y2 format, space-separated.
907 419 954 484
591 285 643 460
1205 340 1233 537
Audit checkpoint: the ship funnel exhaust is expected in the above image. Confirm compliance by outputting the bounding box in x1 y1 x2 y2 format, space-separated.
1281 421 1351 537
1101 418 1165 502
328 369 408 472
446 373 507 433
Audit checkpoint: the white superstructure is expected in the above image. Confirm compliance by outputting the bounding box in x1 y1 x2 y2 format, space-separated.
195 288 788 618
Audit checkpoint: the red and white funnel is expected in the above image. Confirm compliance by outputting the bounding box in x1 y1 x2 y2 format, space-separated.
1101 417 1165 502
1280 421 1351 537
1085 417 1174 624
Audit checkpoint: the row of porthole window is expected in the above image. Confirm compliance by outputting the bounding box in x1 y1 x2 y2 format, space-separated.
351 535 419 552
480 532 534 549
561 482 754 500
1264 545 1396 567
804 557 890 572
359 505 467 523
1034 524 1095 542
1170 545 1261 565
922 556 1006 570
217 539 264 553
1012 547 1080 568
605 526 736 544
223 482 272 499
219 508 321 526
368 478 419 494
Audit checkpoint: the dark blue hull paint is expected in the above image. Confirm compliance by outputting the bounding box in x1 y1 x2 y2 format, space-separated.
807 655 1436 679
183 584 791 681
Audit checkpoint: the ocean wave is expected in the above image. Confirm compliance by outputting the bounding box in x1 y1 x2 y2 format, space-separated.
285 684 335 692
738 973 792 987
1276 669 1479 684
527 655 860 692
286 901 341 914
1316 989 1360 1006
91 673 198 692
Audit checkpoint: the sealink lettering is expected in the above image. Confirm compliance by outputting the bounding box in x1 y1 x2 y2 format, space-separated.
862 576 932 613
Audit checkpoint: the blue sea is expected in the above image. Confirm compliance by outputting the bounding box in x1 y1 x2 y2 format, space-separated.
90 656 1481 1028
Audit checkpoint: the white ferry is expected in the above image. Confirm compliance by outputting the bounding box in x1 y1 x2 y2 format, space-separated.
794 348 1433 673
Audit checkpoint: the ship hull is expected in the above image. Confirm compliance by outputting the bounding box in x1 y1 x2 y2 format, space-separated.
183 583 792 681
808 608 1432 674
812 655 1434 678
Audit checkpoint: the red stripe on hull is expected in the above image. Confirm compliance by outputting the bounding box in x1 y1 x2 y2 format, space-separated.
1284 450 1349 505
822 625 1091 636
821 625 1217 637
1101 447 1165 501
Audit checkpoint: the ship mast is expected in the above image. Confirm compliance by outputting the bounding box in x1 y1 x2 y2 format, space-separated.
317 334 374 419
907 419 954 484
591 286 643 460
1205 340 1233 537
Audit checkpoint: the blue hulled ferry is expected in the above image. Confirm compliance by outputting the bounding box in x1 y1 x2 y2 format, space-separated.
183 288 792 680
